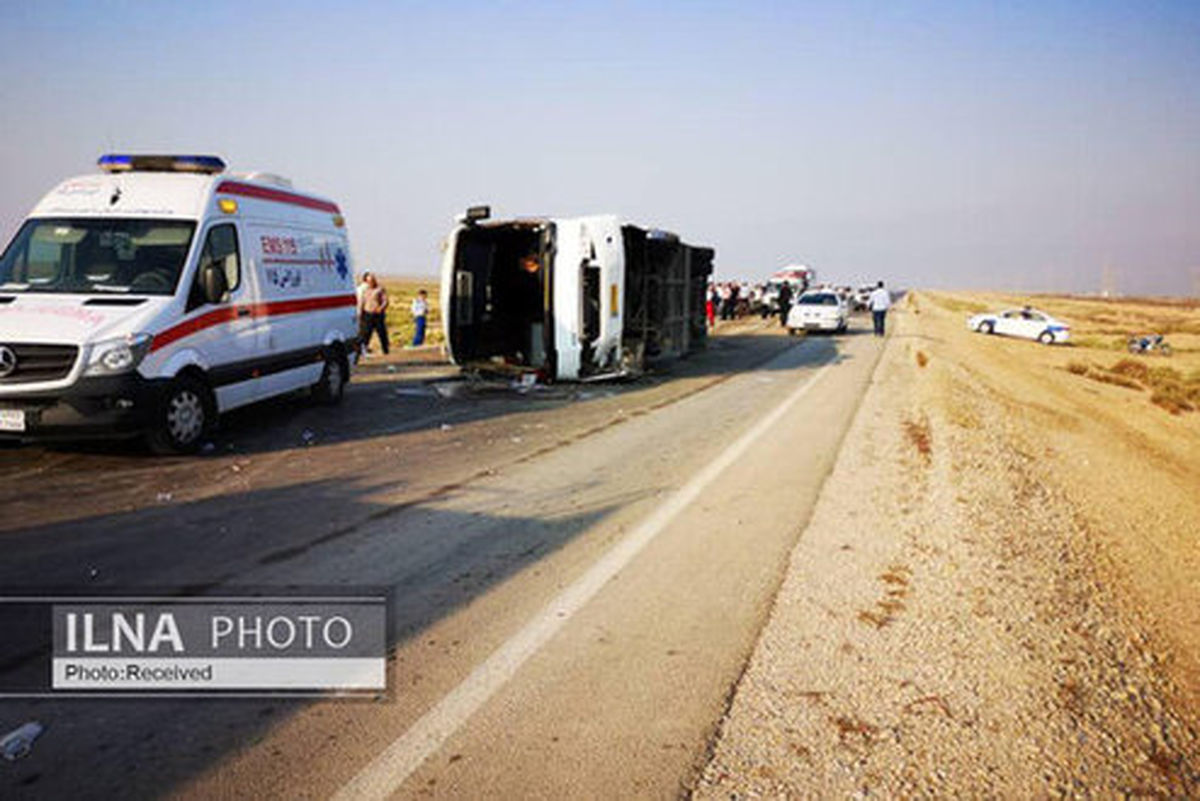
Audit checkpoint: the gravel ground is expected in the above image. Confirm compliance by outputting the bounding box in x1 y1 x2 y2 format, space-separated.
695 295 1199 797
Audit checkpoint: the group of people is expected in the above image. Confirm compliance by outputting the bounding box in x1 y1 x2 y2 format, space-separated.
354 271 430 356
705 278 893 336
705 281 773 325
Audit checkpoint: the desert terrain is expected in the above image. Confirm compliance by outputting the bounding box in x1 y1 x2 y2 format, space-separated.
698 290 1200 796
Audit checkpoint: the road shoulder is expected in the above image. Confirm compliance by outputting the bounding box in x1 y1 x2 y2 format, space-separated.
695 300 1198 797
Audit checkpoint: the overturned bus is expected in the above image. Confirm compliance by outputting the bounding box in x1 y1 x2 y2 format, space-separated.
440 207 714 381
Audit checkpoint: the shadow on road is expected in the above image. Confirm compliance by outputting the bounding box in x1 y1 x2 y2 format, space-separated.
0 474 645 800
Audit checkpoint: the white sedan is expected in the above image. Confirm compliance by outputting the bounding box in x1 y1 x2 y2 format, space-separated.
787 291 848 334
967 307 1071 344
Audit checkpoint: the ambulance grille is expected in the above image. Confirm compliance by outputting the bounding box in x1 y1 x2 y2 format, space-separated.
0 344 79 384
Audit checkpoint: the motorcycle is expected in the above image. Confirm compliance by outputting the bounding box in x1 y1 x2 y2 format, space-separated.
1127 333 1173 357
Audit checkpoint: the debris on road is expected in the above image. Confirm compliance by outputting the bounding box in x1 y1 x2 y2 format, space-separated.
432 381 466 399
1 721 44 762
393 386 437 398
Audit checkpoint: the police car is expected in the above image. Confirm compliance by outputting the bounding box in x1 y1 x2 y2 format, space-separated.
0 154 358 453
967 307 1071 345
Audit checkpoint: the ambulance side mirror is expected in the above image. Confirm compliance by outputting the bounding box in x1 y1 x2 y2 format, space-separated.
201 263 228 305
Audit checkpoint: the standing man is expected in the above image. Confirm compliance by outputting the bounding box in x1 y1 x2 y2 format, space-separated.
869 280 891 337
777 281 793 328
737 282 751 317
355 271 372 355
360 273 390 355
410 289 429 347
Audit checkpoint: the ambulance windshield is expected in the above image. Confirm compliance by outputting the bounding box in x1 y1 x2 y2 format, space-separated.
0 218 196 296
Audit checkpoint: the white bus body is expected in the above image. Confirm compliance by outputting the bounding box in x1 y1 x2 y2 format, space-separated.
441 208 713 381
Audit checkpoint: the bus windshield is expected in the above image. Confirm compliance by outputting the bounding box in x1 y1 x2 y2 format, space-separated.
0 218 196 296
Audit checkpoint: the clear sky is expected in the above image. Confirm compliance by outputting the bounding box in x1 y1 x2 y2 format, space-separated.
1 0 1197 294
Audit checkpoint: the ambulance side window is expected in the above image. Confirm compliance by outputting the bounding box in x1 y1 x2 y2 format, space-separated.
188 224 241 311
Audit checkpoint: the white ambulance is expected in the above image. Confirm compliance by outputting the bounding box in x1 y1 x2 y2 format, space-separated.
0 154 358 453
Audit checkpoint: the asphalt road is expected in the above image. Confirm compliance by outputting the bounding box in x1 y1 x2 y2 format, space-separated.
0 318 883 800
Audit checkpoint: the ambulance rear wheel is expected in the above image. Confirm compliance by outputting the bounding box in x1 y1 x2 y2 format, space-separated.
147 375 214 455
313 346 348 406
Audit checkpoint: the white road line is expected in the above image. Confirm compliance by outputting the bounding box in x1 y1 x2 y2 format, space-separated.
331 358 837 801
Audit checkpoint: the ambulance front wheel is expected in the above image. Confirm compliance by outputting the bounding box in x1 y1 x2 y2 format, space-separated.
147 374 215 455
313 346 348 406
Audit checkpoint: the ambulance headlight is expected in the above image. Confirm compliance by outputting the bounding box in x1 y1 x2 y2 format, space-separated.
85 334 154 376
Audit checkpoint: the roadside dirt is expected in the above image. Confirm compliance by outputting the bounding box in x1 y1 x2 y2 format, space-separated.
696 292 1200 796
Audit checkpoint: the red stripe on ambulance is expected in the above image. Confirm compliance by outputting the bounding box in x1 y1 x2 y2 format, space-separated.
215 181 341 214
150 294 356 352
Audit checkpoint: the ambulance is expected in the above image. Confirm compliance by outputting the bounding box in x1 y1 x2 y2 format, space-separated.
0 154 358 453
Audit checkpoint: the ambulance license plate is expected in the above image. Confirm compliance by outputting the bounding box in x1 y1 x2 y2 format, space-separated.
0 409 26 432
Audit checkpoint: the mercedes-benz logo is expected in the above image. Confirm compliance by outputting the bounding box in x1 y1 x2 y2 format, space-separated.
0 346 17 378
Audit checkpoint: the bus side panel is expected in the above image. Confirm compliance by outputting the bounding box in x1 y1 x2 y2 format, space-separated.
439 227 461 364
581 215 624 374
552 219 584 380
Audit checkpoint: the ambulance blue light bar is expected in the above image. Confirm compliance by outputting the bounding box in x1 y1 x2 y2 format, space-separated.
98 154 227 174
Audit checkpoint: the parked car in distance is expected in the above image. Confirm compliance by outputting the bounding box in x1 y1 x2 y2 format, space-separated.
786 291 847 334
967 307 1070 345
852 285 874 311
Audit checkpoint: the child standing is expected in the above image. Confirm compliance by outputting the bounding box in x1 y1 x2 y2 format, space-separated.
411 289 429 347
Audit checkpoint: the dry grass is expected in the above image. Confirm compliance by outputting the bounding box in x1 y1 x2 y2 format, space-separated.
1110 359 1150 382
925 293 989 315
1151 387 1196 416
1071 335 1128 352
1088 371 1143 390
1063 352 1200 413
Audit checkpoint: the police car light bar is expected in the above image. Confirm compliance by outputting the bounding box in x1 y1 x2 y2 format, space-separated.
98 154 227 174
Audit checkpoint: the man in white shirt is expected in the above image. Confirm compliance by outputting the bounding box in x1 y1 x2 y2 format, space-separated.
869 281 891 337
